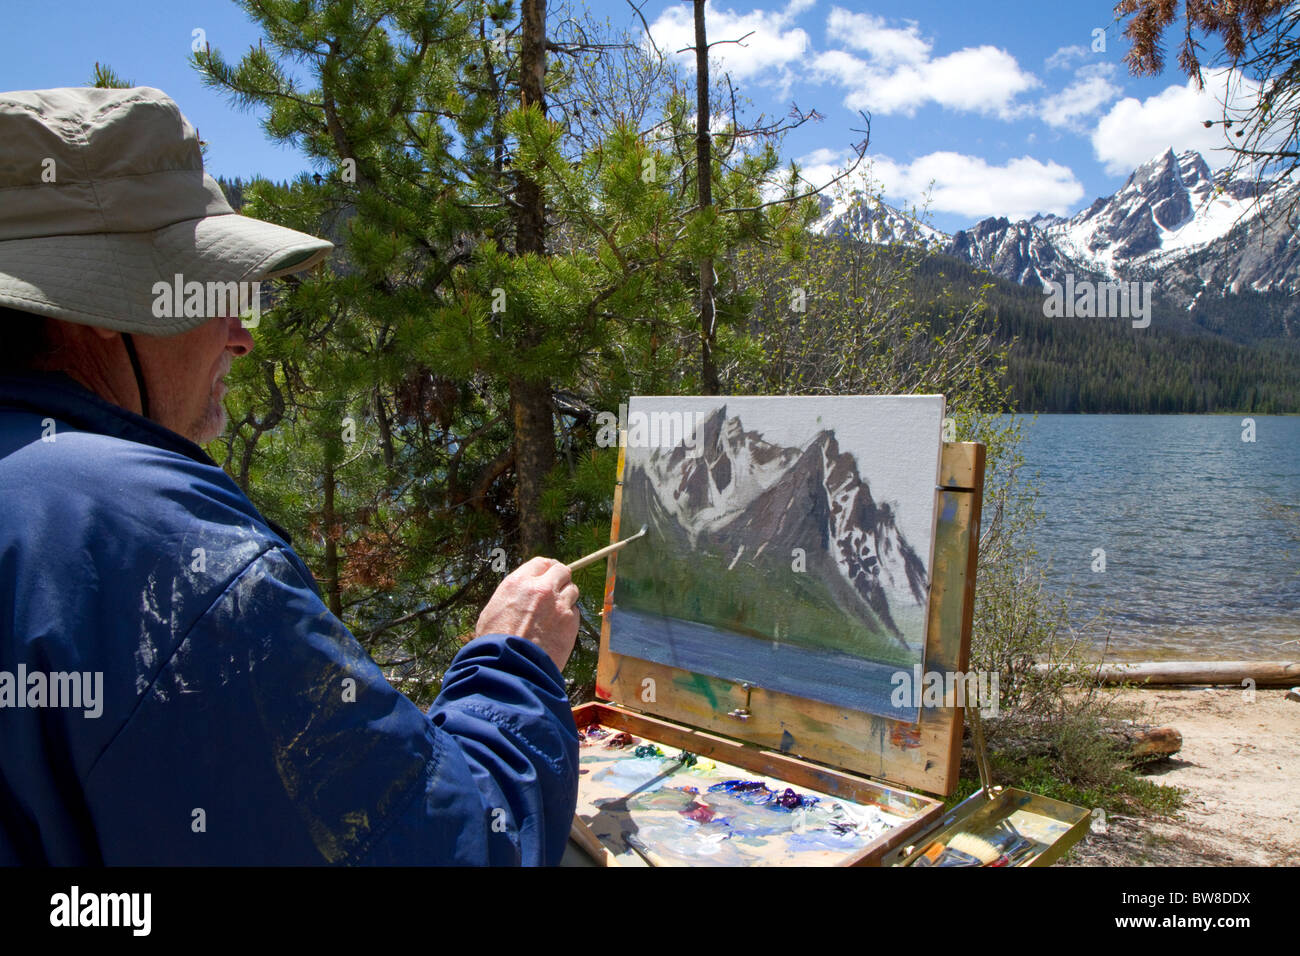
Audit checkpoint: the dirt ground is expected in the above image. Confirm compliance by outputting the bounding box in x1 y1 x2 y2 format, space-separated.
1063 687 1300 866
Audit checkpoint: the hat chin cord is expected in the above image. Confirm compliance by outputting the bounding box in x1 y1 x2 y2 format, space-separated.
121 333 151 420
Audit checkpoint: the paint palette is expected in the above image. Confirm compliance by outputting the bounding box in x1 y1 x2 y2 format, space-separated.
575 721 927 866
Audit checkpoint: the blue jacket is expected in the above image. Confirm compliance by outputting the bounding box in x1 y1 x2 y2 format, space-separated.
0 372 578 865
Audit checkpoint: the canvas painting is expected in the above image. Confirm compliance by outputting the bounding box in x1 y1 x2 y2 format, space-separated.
608 395 946 719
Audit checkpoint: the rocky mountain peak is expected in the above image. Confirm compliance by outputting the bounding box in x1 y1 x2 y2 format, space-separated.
947 215 1080 287
807 148 1297 315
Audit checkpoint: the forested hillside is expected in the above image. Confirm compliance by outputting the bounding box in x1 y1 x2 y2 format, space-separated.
729 234 1299 415
912 253 1300 414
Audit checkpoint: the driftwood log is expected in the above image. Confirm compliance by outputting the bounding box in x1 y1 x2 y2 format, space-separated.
965 719 1182 766
1101 723 1183 763
1035 660 1300 687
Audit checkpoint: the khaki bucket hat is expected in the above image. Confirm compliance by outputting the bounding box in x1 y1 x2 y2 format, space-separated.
0 86 333 335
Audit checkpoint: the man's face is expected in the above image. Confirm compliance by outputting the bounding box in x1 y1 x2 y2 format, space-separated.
135 314 254 444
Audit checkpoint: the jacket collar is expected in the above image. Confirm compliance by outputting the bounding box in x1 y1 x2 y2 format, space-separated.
0 370 294 545
0 369 220 466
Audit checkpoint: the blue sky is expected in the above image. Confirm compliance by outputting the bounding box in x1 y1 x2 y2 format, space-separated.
1 0 1247 233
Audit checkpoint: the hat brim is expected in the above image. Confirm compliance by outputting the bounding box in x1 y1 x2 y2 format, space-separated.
0 211 332 335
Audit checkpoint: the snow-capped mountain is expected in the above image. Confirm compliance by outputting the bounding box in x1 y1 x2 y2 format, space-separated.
812 185 946 249
811 149 1299 308
1043 149 1286 278
623 405 928 646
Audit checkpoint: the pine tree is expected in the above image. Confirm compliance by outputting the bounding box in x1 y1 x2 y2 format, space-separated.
191 0 806 697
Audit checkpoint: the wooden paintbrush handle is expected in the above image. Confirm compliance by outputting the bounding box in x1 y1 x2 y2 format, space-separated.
566 530 644 572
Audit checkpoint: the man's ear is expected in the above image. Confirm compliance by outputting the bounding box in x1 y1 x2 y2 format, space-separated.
89 326 119 340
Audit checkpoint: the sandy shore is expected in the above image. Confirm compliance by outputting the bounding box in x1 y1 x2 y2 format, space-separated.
1065 687 1300 866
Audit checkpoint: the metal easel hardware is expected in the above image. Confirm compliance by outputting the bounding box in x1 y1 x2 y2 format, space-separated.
727 682 754 720
966 687 998 800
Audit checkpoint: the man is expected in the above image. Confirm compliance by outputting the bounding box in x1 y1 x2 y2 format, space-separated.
0 87 580 864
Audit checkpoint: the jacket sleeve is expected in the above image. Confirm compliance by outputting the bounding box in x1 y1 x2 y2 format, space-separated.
82 545 579 865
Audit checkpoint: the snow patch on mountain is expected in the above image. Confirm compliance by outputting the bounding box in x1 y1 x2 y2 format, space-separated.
1046 149 1270 276
811 181 946 248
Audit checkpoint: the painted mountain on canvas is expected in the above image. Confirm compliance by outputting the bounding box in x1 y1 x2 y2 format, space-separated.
614 405 930 665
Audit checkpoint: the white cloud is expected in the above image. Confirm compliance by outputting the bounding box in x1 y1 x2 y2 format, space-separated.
1091 68 1261 173
812 12 1037 120
1039 63 1122 130
798 146 849 170
884 153 1083 219
826 9 929 66
1045 44 1088 71
647 4 1038 121
922 47 1037 117
798 148 1083 220
646 0 812 85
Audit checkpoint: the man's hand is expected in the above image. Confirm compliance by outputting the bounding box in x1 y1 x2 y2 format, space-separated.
475 557 580 673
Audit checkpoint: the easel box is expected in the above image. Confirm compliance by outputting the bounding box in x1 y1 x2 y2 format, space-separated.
574 425 1089 866
886 786 1093 867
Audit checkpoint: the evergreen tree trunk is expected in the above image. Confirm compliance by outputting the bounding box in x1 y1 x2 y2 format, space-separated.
512 0 557 556
695 0 719 396
323 460 343 618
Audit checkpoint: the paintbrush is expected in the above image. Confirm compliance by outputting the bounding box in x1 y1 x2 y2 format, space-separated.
566 525 648 572
624 833 671 867
912 832 1001 866
982 820 1037 866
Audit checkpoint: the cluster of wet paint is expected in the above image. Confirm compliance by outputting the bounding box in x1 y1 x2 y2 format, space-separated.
708 779 816 810
653 780 818 826
578 726 697 768
578 726 636 749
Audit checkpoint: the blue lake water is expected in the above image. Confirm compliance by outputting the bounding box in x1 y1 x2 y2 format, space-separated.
1014 415 1299 659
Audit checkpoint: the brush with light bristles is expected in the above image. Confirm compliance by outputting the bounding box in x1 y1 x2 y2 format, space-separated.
912 832 1001 866
912 820 1038 867
567 525 647 572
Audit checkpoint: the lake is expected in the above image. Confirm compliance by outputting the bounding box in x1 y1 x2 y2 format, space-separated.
1014 415 1299 660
